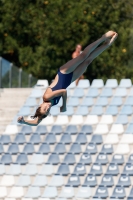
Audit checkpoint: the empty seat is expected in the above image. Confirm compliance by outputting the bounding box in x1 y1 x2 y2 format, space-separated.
84 174 97 187
91 79 104 88
67 174 80 187
67 97 79 106
95 153 108 165
68 81 76 88
51 125 63 134
24 97 37 107
81 97 94 106
16 153 28 165
66 125 78 134
76 186 91 198
49 175 64 187
63 153 76 165
115 88 127 96
115 115 128 124
69 143 82 154
90 163 103 175
7 164 21 175
7 143 19 154
23 164 37 175
0 175 15 186
90 106 103 115
35 79 49 88
100 88 112 97
125 97 133 106
95 186 108 199
100 115 113 124
105 134 119 144
86 88 99 97
47 153 60 165
75 133 87 144
119 78 132 88
126 124 133 134
129 88 133 96
80 125 93 134
1 153 12 165
54 143 66 154
8 187 24 198
0 135 11 144
15 175 31 186
111 186 126 199
56 97 63 106
73 88 84 97
106 163 119 175
57 163 70 175
60 106 74 116
94 124 109 134
41 186 57 198
54 115 68 125
120 105 133 115
86 143 97 154
30 153 44 164
59 187 74 198
73 163 86 175
29 133 41 144
106 106 118 115
128 187 133 199
0 165 5 175
24 186 41 198
120 134 133 144
101 144 114 154
69 115 83 125
75 106 89 115
84 115 98 125
123 163 133 175
128 154 133 163
117 174 131 187
50 106 60 116
32 175 47 186
79 153 92 165
77 79 90 88
44 133 56 144
38 143 50 154
105 79 118 88
0 187 7 197
39 164 53 175
39 115 54 125
30 89 42 98
35 125 47 134
111 154 124 165
100 175 114 187
4 125 18 135
109 124 124 134
115 144 130 154
21 126 33 135
18 106 30 116
110 97 122 106
60 133 72 144
91 135 103 144
95 97 108 106
14 133 26 144
22 143 35 154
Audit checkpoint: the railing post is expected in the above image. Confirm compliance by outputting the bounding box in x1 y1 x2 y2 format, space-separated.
9 63 12 88
0 57 2 88
18 68 22 88
28 74 32 87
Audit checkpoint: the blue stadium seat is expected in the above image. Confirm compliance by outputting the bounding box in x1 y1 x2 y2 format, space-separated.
80 125 93 134
95 97 108 106
111 154 124 165
95 153 108 165
119 79 132 88
0 135 11 144
83 174 97 187
18 106 30 116
31 154 44 165
100 144 114 154
79 153 92 165
69 143 82 154
14 133 26 144
50 106 60 116
81 97 94 107
75 133 87 144
123 163 133 175
44 133 56 144
91 135 103 145
66 125 78 135
60 106 74 116
100 88 113 97
60 133 72 144
47 153 60 165
29 133 41 144
25 186 41 198
49 175 64 187
73 88 84 97
51 125 63 134
21 126 33 135
35 125 47 135
115 115 128 125
41 187 57 198
38 143 50 154
63 153 76 165
77 79 90 88
67 174 81 187
120 105 133 115
90 163 103 175
24 97 37 107
115 88 127 96
100 174 114 187
7 164 21 175
125 97 133 106
0 144 4 154
106 163 119 175
86 88 99 97
106 106 118 115
30 89 42 98
111 186 126 199
16 175 31 186
85 143 97 154
73 163 86 175
1 153 12 165
7 143 19 155
22 143 35 154
94 186 108 199
117 174 131 187
67 97 79 106
75 106 89 115
90 106 103 115
91 79 104 88
110 97 122 106
127 154 133 163
128 187 133 199
105 79 118 88
57 163 70 175
54 143 66 154
15 153 28 165
33 175 47 187
23 164 37 175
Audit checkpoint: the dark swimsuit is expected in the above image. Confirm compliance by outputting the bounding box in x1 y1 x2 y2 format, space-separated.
49 69 73 106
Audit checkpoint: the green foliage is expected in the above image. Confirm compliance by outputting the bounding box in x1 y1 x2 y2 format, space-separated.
0 0 133 82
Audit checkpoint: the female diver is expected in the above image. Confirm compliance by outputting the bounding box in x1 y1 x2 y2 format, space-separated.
18 31 118 126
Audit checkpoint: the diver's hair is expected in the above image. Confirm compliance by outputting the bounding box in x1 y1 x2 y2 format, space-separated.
31 106 47 119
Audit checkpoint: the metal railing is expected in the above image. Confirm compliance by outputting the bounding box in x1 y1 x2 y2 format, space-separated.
0 57 37 88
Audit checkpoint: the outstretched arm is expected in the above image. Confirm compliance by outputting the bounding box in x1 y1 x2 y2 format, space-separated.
17 116 41 126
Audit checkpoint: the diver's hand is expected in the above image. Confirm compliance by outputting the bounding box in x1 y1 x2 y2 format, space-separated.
60 106 66 112
17 116 25 124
